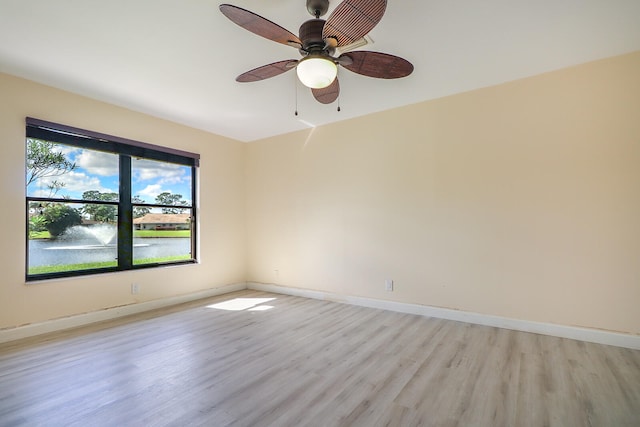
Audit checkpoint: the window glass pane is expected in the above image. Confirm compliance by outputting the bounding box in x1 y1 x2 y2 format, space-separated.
26 138 119 201
131 158 192 207
28 202 118 275
133 208 193 265
26 120 197 280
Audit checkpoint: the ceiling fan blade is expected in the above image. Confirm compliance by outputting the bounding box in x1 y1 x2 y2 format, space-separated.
236 60 298 83
322 0 387 47
220 4 302 49
335 35 373 56
311 78 340 104
340 51 413 79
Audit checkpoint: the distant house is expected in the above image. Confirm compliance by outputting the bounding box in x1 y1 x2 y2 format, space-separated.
133 213 191 230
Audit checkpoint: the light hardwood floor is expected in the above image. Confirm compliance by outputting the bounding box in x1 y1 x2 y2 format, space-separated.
1 290 639 427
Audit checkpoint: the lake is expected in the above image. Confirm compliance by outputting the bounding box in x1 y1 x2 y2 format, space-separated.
29 237 191 267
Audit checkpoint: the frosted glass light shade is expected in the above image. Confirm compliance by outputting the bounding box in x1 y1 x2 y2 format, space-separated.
296 57 338 89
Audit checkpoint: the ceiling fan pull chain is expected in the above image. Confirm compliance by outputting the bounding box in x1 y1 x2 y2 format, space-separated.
294 73 299 116
337 70 341 112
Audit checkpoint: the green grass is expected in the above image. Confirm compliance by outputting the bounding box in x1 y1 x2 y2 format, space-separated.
28 254 193 275
28 260 117 275
29 231 51 239
133 254 192 264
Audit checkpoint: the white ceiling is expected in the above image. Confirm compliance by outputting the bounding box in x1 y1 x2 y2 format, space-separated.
1 0 639 142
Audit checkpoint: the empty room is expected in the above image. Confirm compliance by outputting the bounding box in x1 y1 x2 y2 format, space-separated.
1 1 639 426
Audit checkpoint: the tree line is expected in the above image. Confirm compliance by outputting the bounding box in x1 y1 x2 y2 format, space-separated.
27 138 189 238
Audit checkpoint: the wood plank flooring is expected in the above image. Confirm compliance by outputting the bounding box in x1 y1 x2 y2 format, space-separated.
1 290 639 426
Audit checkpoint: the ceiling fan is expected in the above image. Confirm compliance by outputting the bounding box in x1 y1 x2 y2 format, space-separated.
219 0 414 105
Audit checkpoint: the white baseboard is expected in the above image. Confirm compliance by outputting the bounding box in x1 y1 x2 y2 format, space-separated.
4 281 638 350
248 282 640 350
0 283 247 344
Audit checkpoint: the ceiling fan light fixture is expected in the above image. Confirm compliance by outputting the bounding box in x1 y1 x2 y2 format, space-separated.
296 56 337 89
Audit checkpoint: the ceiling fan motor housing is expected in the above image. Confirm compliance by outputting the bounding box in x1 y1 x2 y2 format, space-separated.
299 19 328 53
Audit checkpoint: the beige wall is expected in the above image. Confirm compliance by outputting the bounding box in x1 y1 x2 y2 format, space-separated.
2 51 639 336
0 73 246 329
246 52 640 335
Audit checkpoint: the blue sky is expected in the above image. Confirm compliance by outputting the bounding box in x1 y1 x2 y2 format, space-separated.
27 144 192 205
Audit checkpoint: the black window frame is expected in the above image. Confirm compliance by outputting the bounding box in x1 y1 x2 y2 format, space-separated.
25 117 200 281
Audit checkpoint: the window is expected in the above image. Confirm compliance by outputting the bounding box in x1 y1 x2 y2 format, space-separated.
25 118 199 281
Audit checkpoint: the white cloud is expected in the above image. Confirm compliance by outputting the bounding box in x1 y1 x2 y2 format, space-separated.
133 159 188 185
31 171 115 198
29 188 60 198
64 171 114 193
57 144 82 157
75 149 119 176
138 184 165 201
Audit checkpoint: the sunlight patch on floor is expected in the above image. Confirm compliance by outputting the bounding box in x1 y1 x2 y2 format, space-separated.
206 297 276 311
248 305 274 311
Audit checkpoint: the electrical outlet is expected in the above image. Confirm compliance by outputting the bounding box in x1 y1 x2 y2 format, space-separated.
385 279 393 292
131 283 140 294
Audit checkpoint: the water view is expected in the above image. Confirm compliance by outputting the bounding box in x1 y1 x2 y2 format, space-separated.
29 225 191 268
